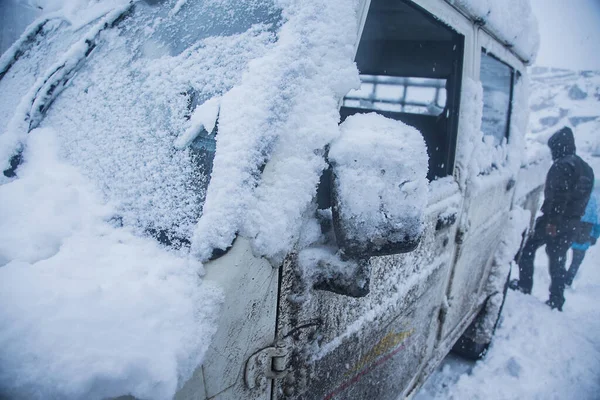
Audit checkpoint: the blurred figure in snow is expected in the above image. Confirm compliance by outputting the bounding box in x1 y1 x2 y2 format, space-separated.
565 181 600 286
510 127 594 311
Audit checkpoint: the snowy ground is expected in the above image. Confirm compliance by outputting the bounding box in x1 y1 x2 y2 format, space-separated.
415 68 600 399
416 234 600 399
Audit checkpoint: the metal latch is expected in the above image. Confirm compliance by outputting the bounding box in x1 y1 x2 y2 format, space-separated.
245 342 290 390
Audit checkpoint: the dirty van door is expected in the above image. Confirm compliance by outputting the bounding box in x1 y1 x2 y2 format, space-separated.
271 1 467 399
440 48 518 342
272 220 456 399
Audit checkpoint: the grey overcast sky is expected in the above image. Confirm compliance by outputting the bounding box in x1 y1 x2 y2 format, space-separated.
530 0 600 70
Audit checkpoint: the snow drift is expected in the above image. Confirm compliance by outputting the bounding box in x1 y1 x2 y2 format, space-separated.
0 129 223 400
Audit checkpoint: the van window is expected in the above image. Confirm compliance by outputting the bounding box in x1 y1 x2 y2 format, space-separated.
341 0 463 181
480 51 514 146
141 0 281 56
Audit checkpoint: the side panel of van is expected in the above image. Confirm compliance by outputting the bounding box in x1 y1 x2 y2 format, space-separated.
439 177 513 342
274 193 461 400
439 28 525 344
199 238 279 400
273 1 475 398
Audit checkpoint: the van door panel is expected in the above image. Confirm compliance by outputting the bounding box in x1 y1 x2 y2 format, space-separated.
440 27 519 340
440 172 514 341
199 238 279 400
274 189 460 399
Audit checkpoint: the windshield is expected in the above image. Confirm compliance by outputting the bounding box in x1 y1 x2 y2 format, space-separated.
142 0 281 55
37 0 281 246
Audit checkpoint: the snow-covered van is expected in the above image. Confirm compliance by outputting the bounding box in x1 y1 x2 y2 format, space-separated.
0 0 541 399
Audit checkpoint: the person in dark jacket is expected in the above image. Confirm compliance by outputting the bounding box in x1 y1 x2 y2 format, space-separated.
510 126 594 311
565 181 600 286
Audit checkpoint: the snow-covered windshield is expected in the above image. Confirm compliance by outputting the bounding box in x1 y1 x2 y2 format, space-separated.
36 0 281 246
141 0 280 55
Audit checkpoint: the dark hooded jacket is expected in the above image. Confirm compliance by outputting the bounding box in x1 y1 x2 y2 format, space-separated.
541 127 594 224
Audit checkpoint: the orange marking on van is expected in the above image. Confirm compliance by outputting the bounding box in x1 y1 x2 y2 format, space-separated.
324 329 413 400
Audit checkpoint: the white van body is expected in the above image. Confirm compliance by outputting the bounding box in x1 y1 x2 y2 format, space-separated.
0 0 542 399
181 1 541 399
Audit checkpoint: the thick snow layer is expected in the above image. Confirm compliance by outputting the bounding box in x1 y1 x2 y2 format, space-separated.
454 77 483 189
0 17 80 162
448 0 540 63
0 129 223 400
33 3 277 242
0 4 133 173
417 241 600 400
0 0 366 395
328 113 429 252
191 0 361 262
0 13 57 78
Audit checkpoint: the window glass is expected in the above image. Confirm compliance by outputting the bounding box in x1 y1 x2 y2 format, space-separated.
480 51 513 146
140 0 281 56
340 0 463 181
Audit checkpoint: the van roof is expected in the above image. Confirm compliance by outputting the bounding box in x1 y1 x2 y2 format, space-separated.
445 0 540 64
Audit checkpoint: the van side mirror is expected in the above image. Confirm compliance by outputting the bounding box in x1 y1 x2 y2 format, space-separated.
328 113 429 259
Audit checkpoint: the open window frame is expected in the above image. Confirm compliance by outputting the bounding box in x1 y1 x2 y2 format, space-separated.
340 0 465 181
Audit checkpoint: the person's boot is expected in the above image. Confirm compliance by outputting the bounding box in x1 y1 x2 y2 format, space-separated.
508 279 531 295
564 277 573 287
545 299 563 312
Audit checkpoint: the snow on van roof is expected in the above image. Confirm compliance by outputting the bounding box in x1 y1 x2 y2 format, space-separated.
448 0 540 63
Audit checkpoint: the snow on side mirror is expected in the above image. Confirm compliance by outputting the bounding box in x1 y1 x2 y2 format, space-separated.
329 113 429 259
